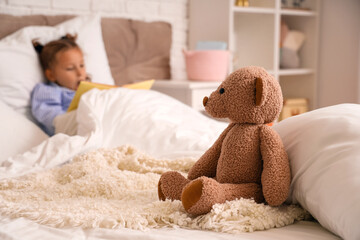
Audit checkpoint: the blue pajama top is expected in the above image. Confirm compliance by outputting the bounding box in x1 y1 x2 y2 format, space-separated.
31 82 75 136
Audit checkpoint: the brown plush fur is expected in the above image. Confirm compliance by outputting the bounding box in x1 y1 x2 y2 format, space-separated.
158 66 291 216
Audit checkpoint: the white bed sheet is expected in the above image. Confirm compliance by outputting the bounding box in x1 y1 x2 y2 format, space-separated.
0 216 339 240
0 88 340 240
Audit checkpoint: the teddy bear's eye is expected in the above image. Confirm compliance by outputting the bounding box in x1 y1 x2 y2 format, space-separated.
219 88 225 94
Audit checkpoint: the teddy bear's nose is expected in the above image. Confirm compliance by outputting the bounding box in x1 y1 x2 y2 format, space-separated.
203 96 208 107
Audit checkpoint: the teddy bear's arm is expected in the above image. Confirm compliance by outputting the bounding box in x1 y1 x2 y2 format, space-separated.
259 125 291 206
187 123 236 180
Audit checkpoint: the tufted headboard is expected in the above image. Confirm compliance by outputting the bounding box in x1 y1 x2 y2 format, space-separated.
0 14 171 85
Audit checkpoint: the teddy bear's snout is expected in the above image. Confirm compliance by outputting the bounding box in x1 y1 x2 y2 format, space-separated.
203 96 209 107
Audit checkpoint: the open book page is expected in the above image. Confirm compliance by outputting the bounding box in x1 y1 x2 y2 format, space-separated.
67 81 117 112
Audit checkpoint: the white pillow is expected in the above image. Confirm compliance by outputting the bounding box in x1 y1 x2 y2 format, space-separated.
0 100 49 163
273 104 360 240
0 14 114 120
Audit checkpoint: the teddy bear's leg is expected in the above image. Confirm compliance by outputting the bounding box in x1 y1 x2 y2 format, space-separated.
181 177 264 215
158 171 190 201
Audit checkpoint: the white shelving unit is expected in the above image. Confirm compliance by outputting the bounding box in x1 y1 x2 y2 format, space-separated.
152 80 220 111
188 0 321 110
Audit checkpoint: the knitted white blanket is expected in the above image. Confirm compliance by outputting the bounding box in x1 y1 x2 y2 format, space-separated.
0 145 308 233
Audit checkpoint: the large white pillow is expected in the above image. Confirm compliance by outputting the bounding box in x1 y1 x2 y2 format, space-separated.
0 100 49 163
273 104 360 240
0 14 114 120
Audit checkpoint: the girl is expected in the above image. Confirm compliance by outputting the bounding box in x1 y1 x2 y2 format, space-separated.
31 34 90 136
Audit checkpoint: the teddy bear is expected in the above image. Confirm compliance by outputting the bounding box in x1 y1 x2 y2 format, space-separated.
158 66 291 216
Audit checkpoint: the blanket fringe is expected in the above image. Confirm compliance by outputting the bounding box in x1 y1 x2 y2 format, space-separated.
0 145 309 233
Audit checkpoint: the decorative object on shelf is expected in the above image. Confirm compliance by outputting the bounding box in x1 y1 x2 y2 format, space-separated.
279 98 308 121
196 41 227 50
183 46 229 81
282 0 306 9
235 0 249 7
292 0 305 8
280 21 305 69
280 21 289 47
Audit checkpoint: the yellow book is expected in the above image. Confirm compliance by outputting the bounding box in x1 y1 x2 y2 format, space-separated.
67 79 155 112
122 80 155 89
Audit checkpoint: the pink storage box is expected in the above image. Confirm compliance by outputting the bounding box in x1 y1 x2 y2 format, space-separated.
183 50 230 81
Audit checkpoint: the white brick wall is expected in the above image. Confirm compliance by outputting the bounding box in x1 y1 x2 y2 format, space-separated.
0 0 189 80
53 0 91 10
126 1 159 16
92 0 125 13
8 0 51 8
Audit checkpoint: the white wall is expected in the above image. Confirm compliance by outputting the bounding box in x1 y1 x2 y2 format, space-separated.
358 30 360 103
317 0 360 107
0 0 189 80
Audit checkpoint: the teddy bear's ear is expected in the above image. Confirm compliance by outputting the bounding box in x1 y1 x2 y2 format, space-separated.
255 77 265 106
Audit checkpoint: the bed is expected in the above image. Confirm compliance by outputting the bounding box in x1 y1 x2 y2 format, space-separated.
0 13 358 240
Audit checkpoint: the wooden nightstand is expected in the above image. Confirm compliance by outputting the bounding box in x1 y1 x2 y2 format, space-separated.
152 80 221 111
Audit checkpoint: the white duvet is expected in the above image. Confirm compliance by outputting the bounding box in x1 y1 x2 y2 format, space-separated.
1 88 227 179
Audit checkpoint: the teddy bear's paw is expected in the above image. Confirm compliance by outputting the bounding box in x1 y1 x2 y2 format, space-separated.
158 171 190 201
181 177 224 216
181 178 203 212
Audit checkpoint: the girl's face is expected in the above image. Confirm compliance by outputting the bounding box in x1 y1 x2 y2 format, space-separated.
45 48 87 90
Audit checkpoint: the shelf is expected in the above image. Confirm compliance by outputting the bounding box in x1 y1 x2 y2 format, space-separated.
188 0 320 110
233 6 275 14
232 7 316 16
281 8 317 16
279 68 314 76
